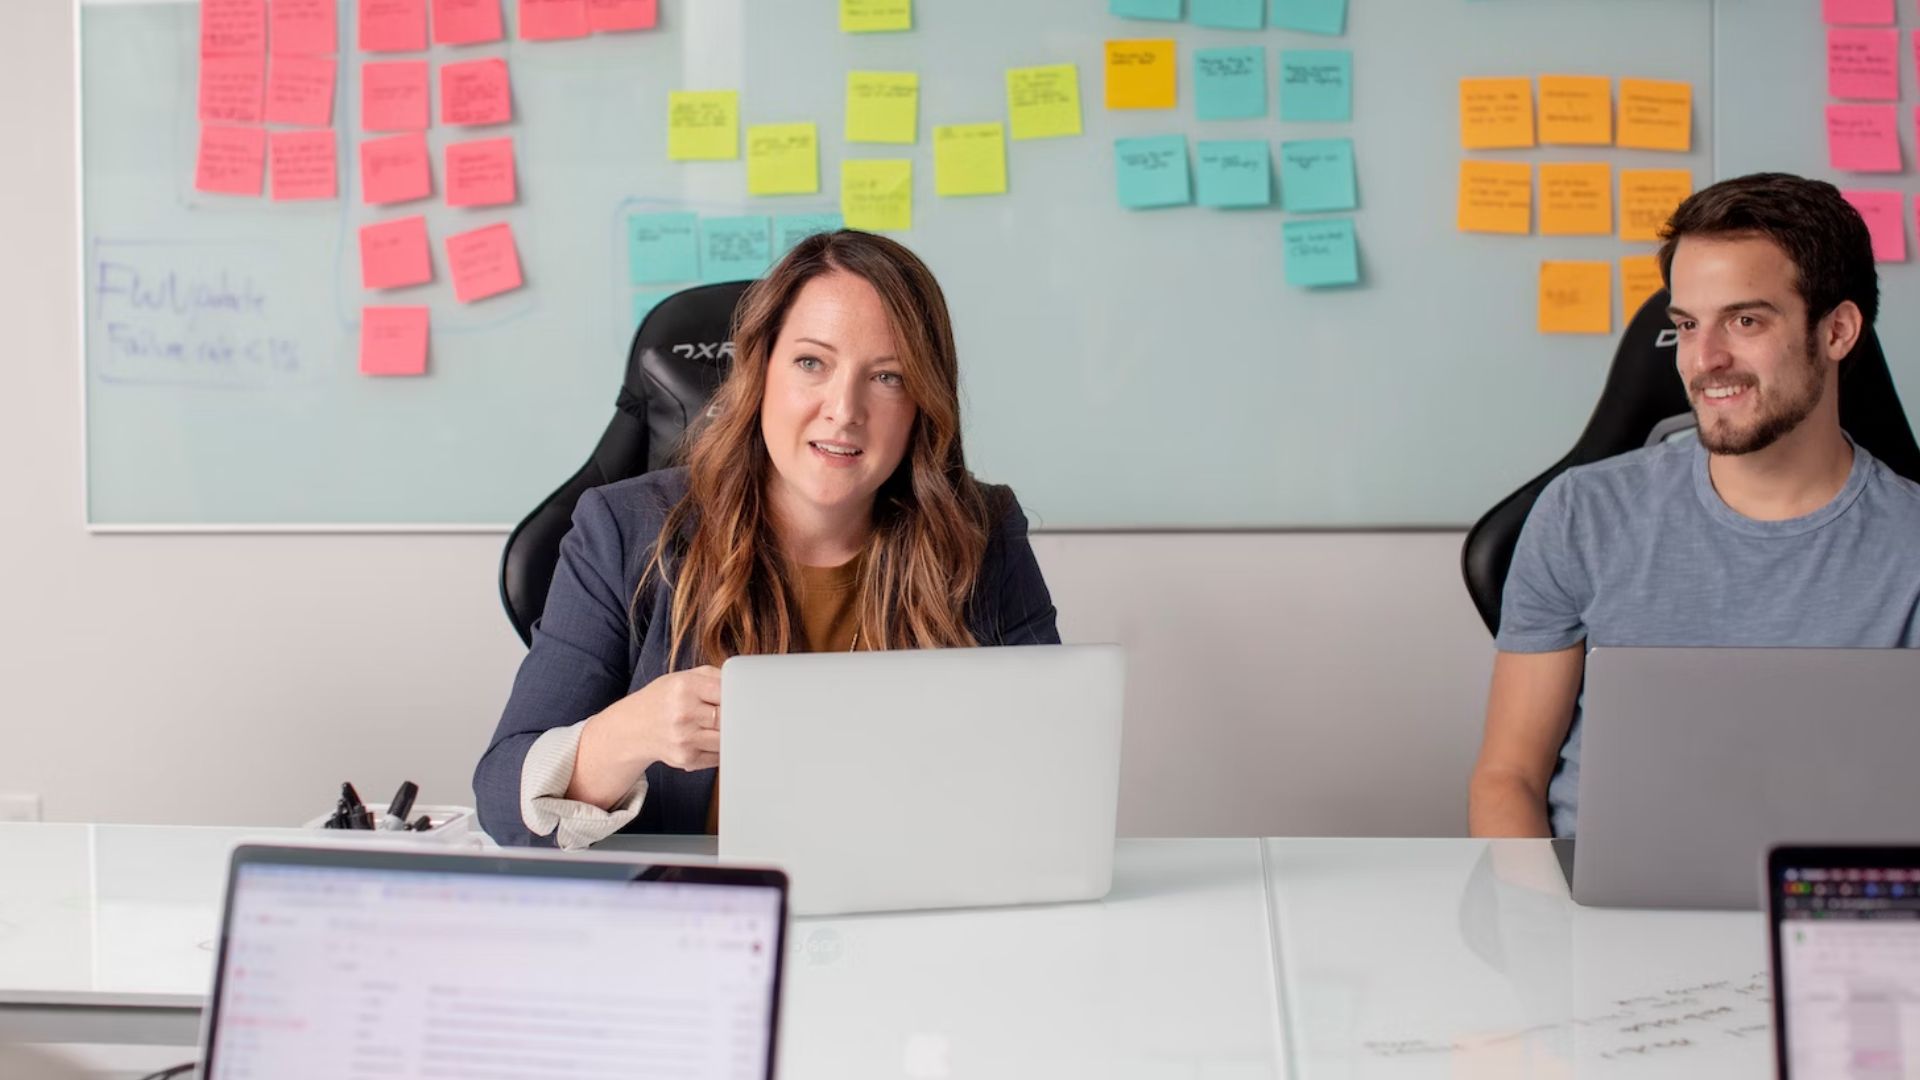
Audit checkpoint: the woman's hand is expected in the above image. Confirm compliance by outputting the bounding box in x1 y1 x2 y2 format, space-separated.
568 666 721 808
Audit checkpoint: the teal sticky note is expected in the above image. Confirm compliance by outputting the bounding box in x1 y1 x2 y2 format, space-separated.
1271 0 1346 35
700 216 773 283
1279 50 1351 122
1195 140 1271 207
632 289 674 331
1283 218 1359 287
1192 0 1261 29
775 212 845 257
1110 0 1181 19
627 212 699 285
1193 47 1267 120
1114 136 1191 209
1279 138 1355 213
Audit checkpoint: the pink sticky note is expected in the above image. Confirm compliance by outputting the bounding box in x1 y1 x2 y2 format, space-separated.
1843 190 1907 262
439 59 512 126
444 222 523 302
1828 105 1903 171
361 61 430 132
359 0 428 52
587 0 657 32
269 130 337 201
199 55 265 124
360 133 433 204
270 0 336 55
264 56 336 127
1824 0 1894 24
200 0 265 55
359 216 434 289
360 306 430 376
519 0 590 40
194 125 267 195
1830 29 1901 100
445 137 516 207
433 0 506 44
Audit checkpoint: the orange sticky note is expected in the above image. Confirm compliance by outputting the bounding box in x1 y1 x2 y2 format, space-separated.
360 132 433 205
269 129 337 201
1828 104 1903 171
264 56 335 128
520 0 590 40
1829 29 1900 100
587 0 657 31
359 0 428 52
1621 254 1665 318
1539 163 1612 236
1843 189 1908 261
1538 75 1611 146
194 125 267 195
270 0 336 56
445 222 524 302
445 137 516 207
201 0 265 55
1459 77 1534 149
1539 261 1612 335
1457 160 1531 235
433 0 505 44
360 306 429 376
1105 39 1176 110
199 55 265 124
1617 79 1692 152
440 59 512 126
359 215 433 290
362 61 430 132
1619 169 1692 242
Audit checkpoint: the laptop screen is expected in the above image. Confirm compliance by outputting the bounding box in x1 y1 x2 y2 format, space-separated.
1771 850 1920 1079
203 853 785 1080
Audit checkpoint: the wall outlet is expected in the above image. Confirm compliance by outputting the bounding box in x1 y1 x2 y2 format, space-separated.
0 794 42 822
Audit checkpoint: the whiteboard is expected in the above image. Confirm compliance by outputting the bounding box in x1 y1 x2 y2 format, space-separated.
79 0 1716 529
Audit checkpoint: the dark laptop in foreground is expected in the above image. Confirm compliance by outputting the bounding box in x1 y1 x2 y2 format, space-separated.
1566 647 1920 910
198 843 788 1080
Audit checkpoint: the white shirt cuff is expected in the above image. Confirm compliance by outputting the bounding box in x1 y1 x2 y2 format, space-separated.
521 721 648 850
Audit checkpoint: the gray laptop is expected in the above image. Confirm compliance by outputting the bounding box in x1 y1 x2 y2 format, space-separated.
719 644 1125 916
1570 647 1920 910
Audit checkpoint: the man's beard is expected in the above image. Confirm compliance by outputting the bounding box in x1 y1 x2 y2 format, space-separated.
1692 328 1826 456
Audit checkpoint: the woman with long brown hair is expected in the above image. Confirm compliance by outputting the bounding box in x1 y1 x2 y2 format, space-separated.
474 230 1059 847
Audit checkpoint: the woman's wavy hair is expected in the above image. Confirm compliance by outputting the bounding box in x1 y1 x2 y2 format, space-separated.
642 230 992 667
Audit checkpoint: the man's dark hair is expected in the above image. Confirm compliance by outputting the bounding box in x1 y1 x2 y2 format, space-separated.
1658 172 1880 330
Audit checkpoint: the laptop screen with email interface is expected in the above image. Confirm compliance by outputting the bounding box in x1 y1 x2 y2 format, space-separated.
201 847 786 1080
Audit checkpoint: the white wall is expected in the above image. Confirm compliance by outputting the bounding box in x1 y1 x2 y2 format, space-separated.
0 0 1494 837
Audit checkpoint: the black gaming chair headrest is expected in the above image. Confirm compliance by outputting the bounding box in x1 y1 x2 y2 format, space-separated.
1461 288 1920 637
500 281 753 647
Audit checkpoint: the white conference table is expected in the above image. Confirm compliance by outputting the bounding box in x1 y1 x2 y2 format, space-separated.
0 824 1773 1078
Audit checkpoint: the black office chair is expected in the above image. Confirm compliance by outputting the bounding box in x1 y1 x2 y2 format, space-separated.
1460 288 1920 637
499 282 752 646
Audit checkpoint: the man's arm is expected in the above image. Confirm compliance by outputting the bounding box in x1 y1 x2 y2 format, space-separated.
1468 645 1585 837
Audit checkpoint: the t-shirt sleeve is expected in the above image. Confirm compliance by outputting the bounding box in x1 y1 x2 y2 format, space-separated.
1495 474 1591 654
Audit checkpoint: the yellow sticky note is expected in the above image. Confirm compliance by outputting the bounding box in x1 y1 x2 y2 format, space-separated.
1539 163 1613 236
841 159 913 231
1458 160 1532 234
1539 261 1612 335
1007 64 1082 140
1105 39 1176 110
934 123 1007 197
840 0 911 32
667 90 739 161
746 123 819 196
1538 75 1612 146
1621 254 1666 318
1460 77 1535 149
1619 168 1693 242
846 71 918 144
1618 78 1692 152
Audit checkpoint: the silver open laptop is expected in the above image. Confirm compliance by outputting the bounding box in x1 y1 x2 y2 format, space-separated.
1570 647 1920 910
199 843 789 1079
719 644 1125 916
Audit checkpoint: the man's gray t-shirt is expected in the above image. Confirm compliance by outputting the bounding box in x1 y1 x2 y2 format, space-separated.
1496 436 1920 836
